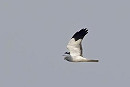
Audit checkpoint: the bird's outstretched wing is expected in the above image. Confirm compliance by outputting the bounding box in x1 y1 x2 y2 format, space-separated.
67 28 88 56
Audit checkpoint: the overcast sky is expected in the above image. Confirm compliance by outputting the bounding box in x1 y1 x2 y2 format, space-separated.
0 0 130 87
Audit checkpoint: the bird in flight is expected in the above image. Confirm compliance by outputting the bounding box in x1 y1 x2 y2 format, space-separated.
63 28 99 62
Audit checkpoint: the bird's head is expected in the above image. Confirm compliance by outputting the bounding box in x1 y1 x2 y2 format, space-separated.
62 52 70 61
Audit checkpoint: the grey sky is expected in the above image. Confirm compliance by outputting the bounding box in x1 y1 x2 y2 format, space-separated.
0 0 130 87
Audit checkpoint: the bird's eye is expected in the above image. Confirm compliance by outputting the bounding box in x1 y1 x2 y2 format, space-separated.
65 52 67 54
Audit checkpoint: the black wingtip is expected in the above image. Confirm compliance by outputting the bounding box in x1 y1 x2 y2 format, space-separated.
72 28 88 41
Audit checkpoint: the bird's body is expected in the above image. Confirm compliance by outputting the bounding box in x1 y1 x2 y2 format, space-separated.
64 55 98 62
63 28 99 62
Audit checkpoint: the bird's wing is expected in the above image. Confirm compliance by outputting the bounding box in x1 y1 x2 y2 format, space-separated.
67 28 88 56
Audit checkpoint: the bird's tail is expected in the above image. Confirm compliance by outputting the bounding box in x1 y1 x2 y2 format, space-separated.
86 59 99 62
